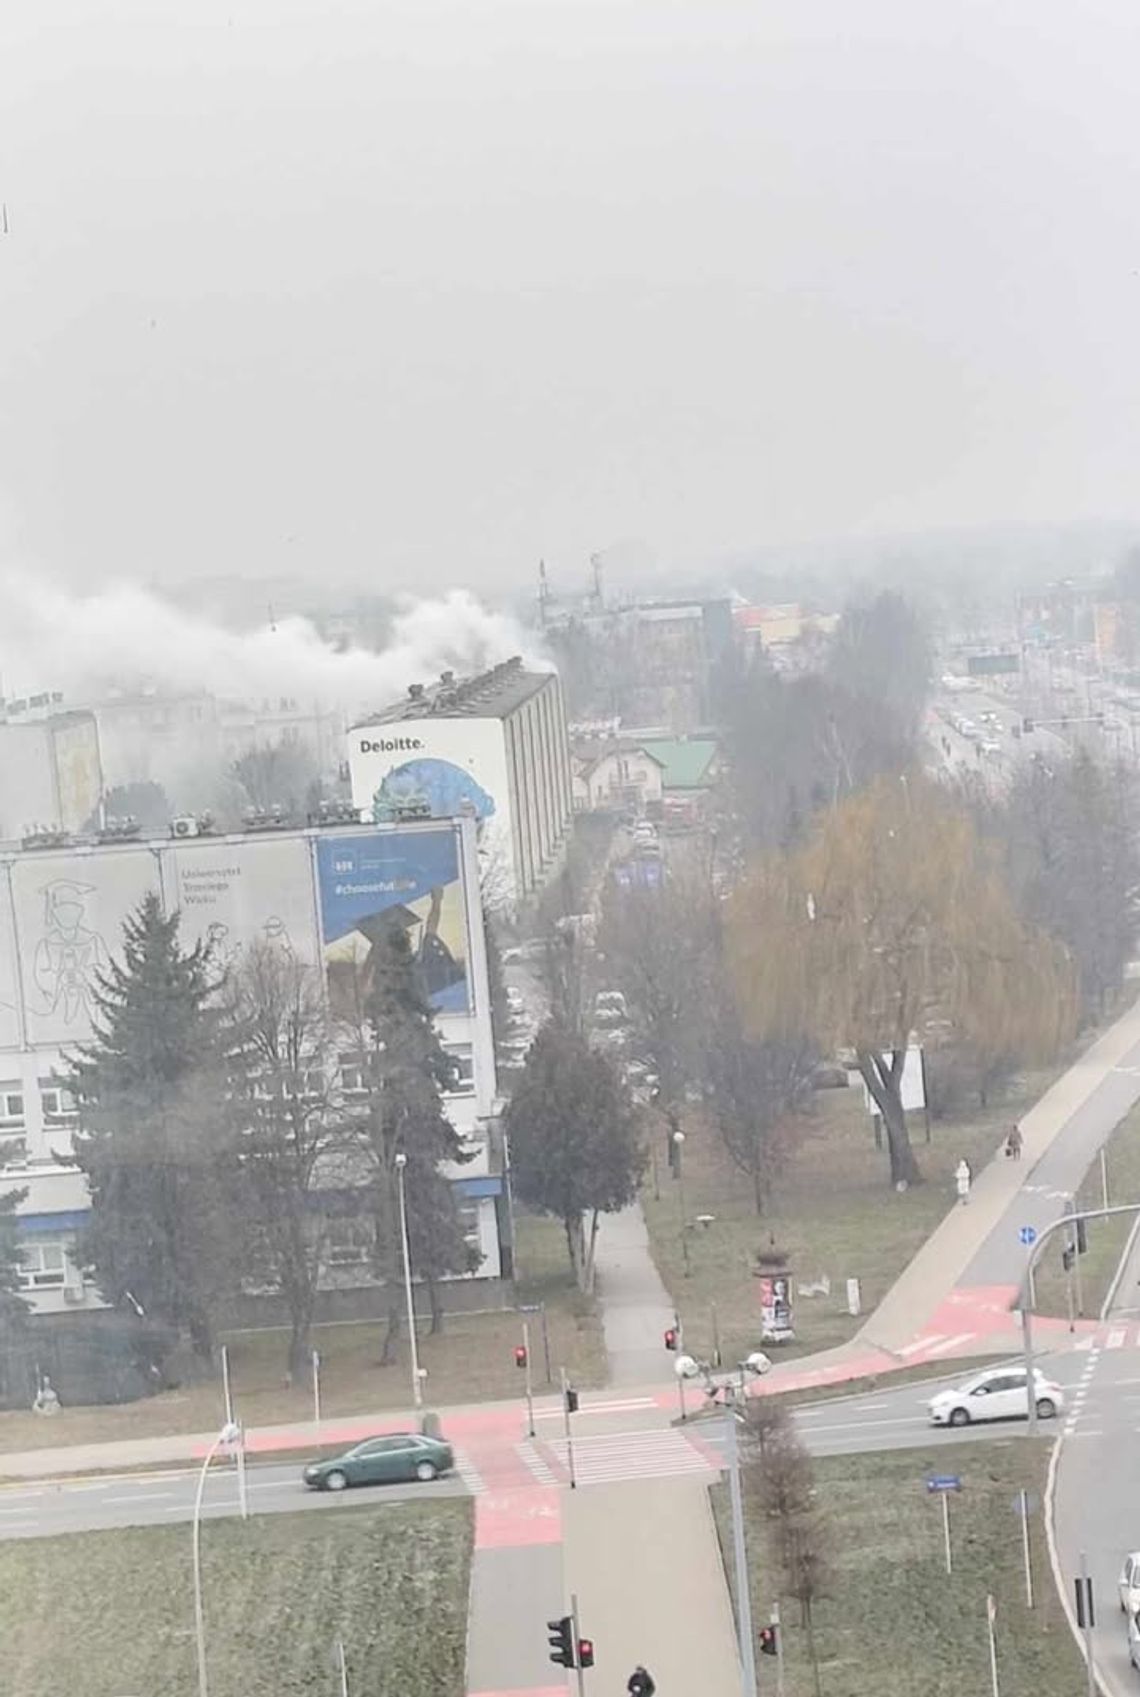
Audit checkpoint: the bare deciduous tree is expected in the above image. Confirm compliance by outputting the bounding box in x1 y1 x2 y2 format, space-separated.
228 941 344 1379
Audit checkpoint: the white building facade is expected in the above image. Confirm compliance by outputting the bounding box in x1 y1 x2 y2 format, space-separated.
348 658 574 909
0 818 503 1316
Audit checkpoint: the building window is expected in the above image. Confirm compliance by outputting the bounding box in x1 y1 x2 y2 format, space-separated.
18 1242 69 1290
0 1085 24 1127
323 1216 374 1267
456 1201 483 1255
338 1059 368 1096
38 1081 77 1123
443 1045 475 1094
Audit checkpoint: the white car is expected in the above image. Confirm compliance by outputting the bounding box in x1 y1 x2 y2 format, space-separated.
505 987 525 1017
928 1367 1063 1427
1119 1552 1140 1615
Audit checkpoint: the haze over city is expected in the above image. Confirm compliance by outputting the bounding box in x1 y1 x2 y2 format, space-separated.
5 0 1140 600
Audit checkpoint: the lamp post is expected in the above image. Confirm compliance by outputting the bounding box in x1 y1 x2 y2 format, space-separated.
192 1419 241 1697
393 1152 423 1411
672 1129 691 1276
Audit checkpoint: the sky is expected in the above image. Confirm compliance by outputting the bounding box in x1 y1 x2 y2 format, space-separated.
3 0 1140 601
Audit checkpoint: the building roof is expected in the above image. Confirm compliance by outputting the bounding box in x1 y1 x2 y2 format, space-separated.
636 737 719 790
354 657 555 727
571 741 666 782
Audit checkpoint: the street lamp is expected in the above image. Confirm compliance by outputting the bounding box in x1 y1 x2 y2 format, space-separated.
192 1419 241 1697
672 1129 691 1277
393 1153 423 1410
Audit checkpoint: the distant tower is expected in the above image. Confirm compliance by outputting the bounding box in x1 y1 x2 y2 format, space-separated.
537 559 550 630
589 552 604 612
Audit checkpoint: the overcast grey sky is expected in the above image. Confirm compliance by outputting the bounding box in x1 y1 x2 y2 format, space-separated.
2 0 1140 600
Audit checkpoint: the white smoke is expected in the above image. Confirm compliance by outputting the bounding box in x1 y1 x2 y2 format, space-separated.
0 573 545 715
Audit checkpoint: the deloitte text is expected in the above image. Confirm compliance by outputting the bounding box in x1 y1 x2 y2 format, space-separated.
358 736 425 754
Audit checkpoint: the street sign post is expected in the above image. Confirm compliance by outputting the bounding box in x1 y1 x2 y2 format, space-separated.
927 1476 961 1574
922 1472 963 1574
1018 1225 1037 1247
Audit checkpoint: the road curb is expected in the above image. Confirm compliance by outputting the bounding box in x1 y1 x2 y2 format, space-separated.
1044 1431 1108 1696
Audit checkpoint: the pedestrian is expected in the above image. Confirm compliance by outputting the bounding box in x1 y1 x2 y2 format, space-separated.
627 1668 656 1697
1006 1123 1023 1161
955 1157 971 1205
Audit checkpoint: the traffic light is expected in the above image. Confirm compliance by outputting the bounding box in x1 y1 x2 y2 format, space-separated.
1077 1217 1088 1255
548 1616 575 1668
759 1624 779 1658
1062 1245 1075 1273
577 1638 595 1669
514 1345 528 1369
565 1385 579 1415
664 1327 678 1351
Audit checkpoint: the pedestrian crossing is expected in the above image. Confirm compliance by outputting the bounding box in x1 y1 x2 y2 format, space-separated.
896 1330 980 1360
538 1427 719 1488
1073 1323 1140 1351
453 1451 488 1494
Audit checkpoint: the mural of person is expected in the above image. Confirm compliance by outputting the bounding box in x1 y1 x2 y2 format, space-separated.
260 915 297 963
32 879 110 1026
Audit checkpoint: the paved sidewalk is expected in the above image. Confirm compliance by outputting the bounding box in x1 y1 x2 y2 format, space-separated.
859 992 1140 1356
563 1477 741 1697
593 1203 677 1385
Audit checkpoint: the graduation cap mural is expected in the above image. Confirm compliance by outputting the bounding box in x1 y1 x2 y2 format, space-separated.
32 878 110 1026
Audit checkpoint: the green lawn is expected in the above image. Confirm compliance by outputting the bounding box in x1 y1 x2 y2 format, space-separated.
716 1439 1082 1697
0 1212 606 1455
643 1076 1052 1368
5 1500 471 1697
1032 1097 1140 1322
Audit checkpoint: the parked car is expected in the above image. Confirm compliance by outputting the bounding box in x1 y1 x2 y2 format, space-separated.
595 989 628 1018
1119 1551 1140 1614
928 1367 1063 1427
505 986 525 1017
303 1432 454 1491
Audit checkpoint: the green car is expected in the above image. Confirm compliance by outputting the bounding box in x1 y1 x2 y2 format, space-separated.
302 1432 454 1492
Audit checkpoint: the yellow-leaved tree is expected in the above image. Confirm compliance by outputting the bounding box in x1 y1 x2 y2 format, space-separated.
726 774 1077 1186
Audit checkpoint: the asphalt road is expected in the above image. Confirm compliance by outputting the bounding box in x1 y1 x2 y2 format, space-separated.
1051 1217 1140 1697
0 1458 465 1541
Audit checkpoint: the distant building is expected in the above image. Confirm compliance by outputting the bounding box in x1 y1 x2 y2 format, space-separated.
0 706 103 839
570 741 665 814
732 603 839 654
349 657 573 908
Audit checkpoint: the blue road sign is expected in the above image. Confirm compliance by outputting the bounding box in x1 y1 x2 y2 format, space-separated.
1018 1225 1037 1246
926 1475 962 1494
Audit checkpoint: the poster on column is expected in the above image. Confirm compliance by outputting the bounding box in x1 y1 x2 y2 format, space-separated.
10 847 161 1046
165 836 318 978
316 828 470 1017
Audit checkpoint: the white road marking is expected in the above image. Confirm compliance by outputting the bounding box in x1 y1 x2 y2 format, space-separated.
533 1398 656 1419
898 1335 944 1357
1106 1328 1126 1349
101 1491 176 1504
923 1332 976 1358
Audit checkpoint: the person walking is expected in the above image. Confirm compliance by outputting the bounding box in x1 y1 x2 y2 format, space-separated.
1006 1123 1023 1161
955 1158 972 1205
627 1667 656 1697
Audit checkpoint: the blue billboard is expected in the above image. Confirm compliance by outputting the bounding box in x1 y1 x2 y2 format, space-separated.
316 829 469 1014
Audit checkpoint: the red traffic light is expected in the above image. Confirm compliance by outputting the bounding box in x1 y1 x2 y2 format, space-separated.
664 1328 678 1351
514 1345 528 1368
577 1638 595 1669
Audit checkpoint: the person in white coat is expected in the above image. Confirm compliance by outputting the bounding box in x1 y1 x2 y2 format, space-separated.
955 1158 972 1204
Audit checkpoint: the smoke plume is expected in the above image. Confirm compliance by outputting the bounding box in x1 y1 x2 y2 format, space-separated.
0 574 544 715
